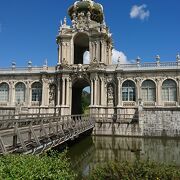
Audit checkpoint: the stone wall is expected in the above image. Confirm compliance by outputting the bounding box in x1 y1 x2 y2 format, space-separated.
93 108 180 137
140 108 180 137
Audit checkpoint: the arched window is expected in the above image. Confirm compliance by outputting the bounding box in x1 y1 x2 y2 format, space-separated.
31 82 42 102
15 82 25 103
162 79 177 101
0 83 9 102
74 33 89 64
142 80 156 102
122 80 136 101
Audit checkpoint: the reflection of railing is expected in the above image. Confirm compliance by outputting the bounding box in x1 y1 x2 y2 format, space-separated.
0 114 95 155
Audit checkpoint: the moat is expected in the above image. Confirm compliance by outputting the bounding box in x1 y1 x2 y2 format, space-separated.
67 136 180 179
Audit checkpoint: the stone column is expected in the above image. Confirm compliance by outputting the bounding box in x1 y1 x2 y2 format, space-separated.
66 42 70 64
69 79 72 112
26 81 31 107
9 81 14 106
11 82 16 106
156 78 162 106
94 41 97 60
58 43 63 64
56 78 60 107
89 41 93 62
90 79 94 106
94 76 98 106
67 42 71 64
101 41 105 64
62 77 66 106
177 78 180 106
97 41 100 62
29 83 32 107
136 79 141 105
117 77 122 106
62 42 66 62
66 77 70 106
104 43 107 64
41 77 49 107
100 77 105 106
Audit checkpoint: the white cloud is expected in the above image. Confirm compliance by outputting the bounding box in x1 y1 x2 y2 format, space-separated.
112 49 129 64
130 4 150 20
83 49 130 65
83 51 90 64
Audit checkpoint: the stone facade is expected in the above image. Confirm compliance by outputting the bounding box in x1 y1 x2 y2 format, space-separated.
0 0 180 137
93 108 180 137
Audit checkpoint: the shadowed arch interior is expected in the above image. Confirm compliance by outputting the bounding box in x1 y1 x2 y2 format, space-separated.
72 78 90 115
74 33 89 64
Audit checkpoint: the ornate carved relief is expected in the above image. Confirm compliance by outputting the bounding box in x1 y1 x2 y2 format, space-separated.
49 84 56 106
107 83 114 106
72 11 91 32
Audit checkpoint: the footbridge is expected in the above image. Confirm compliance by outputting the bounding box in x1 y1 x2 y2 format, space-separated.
0 114 95 155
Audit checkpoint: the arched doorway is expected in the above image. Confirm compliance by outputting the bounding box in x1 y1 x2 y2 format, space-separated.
71 78 90 115
74 33 89 64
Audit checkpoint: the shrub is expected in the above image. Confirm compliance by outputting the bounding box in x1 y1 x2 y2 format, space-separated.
88 160 180 180
0 151 76 180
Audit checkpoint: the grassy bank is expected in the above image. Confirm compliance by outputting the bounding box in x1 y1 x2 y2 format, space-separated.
0 151 76 180
88 160 180 180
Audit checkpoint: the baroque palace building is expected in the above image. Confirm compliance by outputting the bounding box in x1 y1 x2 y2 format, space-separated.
0 0 180 118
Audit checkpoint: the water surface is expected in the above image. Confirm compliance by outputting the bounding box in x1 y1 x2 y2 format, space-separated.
67 136 180 179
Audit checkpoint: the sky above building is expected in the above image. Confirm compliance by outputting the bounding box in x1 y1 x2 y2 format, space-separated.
0 0 180 67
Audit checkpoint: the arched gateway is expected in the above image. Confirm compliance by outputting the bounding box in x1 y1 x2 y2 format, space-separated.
56 0 113 115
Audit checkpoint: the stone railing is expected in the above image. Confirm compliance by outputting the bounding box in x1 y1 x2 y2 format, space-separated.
164 101 177 107
143 102 156 107
0 66 56 74
0 102 8 106
31 102 41 106
123 101 136 107
116 61 180 71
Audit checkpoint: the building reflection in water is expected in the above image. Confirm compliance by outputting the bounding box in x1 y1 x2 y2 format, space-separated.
68 136 180 179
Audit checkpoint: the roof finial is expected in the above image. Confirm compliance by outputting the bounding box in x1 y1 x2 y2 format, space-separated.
63 16 67 25
176 53 180 61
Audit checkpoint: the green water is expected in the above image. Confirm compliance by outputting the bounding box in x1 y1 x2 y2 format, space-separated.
67 136 180 179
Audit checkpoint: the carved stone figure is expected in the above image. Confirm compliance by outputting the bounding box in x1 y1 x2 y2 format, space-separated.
49 85 56 105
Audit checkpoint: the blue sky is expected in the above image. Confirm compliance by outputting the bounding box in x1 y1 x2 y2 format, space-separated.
0 0 180 67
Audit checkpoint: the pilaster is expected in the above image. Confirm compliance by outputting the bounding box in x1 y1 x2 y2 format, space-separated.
62 77 66 105
117 77 122 107
90 79 94 106
156 78 163 106
41 77 48 107
56 78 60 107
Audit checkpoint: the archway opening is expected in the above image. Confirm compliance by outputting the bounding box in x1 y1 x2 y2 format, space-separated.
72 79 90 115
83 51 90 64
74 33 89 64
